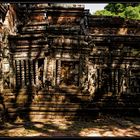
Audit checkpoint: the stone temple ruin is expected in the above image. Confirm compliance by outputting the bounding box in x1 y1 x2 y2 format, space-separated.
0 3 140 122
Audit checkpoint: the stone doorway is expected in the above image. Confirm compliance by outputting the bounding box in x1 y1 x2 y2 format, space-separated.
60 61 79 86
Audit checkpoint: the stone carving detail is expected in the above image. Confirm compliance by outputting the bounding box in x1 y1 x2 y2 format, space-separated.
3 71 10 89
37 65 44 89
80 15 88 35
1 27 11 89
87 62 98 97
48 16 78 25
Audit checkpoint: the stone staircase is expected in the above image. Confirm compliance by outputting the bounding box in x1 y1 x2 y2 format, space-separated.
3 85 140 122
3 86 97 122
91 92 140 116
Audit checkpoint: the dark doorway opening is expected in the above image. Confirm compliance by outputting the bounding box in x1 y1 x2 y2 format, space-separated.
60 61 79 86
37 58 44 86
38 58 44 68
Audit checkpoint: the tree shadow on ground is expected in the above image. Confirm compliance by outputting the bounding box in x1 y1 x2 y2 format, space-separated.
0 114 140 137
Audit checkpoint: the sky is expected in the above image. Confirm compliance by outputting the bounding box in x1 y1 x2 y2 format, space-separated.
84 3 108 14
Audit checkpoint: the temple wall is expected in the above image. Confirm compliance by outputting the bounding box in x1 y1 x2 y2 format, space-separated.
89 27 140 35
0 4 18 91
48 16 80 25
0 4 139 122
47 57 55 85
89 16 140 35
2 4 139 96
3 4 17 35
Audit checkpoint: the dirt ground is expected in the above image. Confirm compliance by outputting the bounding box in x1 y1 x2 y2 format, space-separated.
0 115 139 137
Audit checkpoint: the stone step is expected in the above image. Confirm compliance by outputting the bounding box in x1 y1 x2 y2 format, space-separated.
6 101 96 106
97 102 140 107
4 97 90 104
4 91 139 99
7 107 100 114
4 100 140 111
12 45 48 50
22 25 46 31
47 29 80 35
47 25 80 30
4 97 139 104
6 106 139 122
14 40 48 46
100 107 140 113
11 47 47 53
6 106 99 112
19 5 48 10
28 9 46 13
7 111 99 122
12 34 46 39
4 93 140 105
20 29 46 34
5 102 93 106
121 96 140 100
5 102 139 111
26 21 48 26
4 98 90 104
14 36 45 41
14 35 47 42
97 98 140 102
3 89 89 96
7 107 139 118
3 91 90 96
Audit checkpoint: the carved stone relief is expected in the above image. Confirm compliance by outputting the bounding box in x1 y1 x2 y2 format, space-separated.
80 15 88 35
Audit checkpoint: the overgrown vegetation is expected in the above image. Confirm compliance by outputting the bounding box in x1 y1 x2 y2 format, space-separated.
94 3 140 20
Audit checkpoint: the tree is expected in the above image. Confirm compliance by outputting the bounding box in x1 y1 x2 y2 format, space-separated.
94 3 140 20
95 10 114 16
124 6 140 19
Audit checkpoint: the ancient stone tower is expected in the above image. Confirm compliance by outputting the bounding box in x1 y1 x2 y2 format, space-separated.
0 3 139 122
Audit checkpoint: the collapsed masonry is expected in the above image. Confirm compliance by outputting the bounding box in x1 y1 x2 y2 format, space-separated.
0 3 140 122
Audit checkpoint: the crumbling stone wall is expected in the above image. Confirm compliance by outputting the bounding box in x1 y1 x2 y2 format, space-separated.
89 16 140 35
0 4 18 91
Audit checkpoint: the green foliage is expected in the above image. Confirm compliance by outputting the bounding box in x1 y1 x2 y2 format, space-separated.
95 10 114 16
124 6 140 19
105 3 125 14
94 3 140 20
